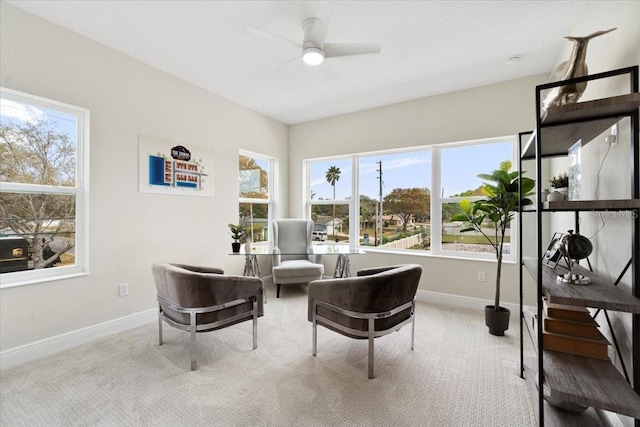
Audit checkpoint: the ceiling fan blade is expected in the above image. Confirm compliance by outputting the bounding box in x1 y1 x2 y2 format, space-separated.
324 43 381 58
246 27 301 49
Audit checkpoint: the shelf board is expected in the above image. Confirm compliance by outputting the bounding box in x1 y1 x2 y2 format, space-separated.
523 357 607 427
521 93 640 159
524 315 640 419
542 199 640 211
522 199 640 212
523 257 640 313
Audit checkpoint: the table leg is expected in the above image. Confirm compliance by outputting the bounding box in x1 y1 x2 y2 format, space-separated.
244 254 267 303
334 254 351 278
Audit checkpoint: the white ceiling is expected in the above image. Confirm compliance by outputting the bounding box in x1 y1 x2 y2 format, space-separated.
7 1 603 124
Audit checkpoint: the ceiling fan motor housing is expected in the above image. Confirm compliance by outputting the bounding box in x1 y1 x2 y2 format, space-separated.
302 18 327 64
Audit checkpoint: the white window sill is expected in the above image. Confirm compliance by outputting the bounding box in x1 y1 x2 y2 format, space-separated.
0 267 88 289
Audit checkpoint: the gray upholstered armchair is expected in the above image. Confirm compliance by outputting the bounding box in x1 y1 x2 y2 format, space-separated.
308 264 422 379
151 262 264 370
272 219 324 298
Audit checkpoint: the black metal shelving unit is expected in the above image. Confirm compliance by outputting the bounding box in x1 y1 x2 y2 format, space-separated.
518 66 640 427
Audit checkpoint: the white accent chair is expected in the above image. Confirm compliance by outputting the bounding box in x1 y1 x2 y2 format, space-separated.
272 219 324 298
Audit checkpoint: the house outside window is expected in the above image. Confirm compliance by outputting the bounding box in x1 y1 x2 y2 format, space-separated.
0 88 90 287
305 137 516 260
239 151 273 244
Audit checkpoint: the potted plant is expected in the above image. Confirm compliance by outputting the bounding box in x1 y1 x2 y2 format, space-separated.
548 172 569 201
451 160 535 336
228 223 245 253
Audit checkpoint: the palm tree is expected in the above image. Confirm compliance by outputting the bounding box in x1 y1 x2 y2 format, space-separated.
325 166 341 241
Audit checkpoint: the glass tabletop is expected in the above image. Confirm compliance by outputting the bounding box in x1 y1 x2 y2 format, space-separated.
230 243 365 256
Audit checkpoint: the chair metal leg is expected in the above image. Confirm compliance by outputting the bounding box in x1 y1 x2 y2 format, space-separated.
190 312 197 371
252 299 258 350
411 312 415 351
368 318 375 379
158 305 163 346
276 284 281 298
312 301 318 356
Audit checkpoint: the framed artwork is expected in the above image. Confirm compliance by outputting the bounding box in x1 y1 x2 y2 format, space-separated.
568 140 582 201
138 134 214 197
542 232 566 268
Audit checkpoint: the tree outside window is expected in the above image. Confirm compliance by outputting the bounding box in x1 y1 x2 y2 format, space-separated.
238 152 272 243
0 88 88 282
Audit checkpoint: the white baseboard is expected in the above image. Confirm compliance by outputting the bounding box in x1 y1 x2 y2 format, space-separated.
416 289 535 313
0 308 156 371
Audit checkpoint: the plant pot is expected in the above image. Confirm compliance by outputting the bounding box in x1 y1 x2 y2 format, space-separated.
485 305 510 336
231 242 241 253
547 190 564 202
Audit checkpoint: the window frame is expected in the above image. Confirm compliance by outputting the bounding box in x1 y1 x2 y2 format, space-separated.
0 87 90 288
238 149 274 245
304 136 519 262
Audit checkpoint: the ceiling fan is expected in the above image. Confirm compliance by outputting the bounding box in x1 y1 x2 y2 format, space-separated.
248 17 381 66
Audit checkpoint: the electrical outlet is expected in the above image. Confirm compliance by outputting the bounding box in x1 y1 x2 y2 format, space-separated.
118 282 129 297
477 271 486 282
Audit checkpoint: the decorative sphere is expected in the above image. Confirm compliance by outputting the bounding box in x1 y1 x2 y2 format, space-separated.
559 230 593 260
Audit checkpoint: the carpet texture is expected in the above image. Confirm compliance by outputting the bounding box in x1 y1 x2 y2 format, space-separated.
1 285 536 426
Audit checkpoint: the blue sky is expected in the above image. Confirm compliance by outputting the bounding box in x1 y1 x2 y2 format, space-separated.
310 141 512 200
0 97 77 140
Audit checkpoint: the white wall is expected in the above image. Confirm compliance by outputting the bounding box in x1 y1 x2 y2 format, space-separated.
289 74 548 307
0 2 289 352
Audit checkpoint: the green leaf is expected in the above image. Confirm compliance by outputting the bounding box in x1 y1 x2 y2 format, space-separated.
459 199 472 214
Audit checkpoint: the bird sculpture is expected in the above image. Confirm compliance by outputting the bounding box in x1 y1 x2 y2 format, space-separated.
543 28 617 110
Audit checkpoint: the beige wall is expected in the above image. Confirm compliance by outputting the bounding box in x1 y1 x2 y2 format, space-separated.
0 2 289 351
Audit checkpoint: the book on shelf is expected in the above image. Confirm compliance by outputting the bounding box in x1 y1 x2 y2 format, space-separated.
543 315 602 339
542 299 601 339
543 298 593 323
532 313 610 361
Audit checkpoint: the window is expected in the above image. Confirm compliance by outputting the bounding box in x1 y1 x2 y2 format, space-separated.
437 140 513 257
239 151 272 244
307 157 352 243
358 150 430 249
304 137 516 260
0 87 89 286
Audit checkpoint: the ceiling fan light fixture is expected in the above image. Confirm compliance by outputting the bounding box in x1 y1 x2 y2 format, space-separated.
303 47 324 65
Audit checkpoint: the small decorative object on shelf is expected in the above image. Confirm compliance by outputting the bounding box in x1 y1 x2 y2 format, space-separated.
556 230 593 285
542 28 616 109
568 140 582 200
228 223 245 253
542 232 566 268
548 172 569 201
540 188 550 202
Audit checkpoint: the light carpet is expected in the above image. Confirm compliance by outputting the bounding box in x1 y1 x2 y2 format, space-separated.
1 285 536 426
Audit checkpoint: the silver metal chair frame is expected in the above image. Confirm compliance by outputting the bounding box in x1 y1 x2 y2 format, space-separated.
157 295 258 371
311 298 416 379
